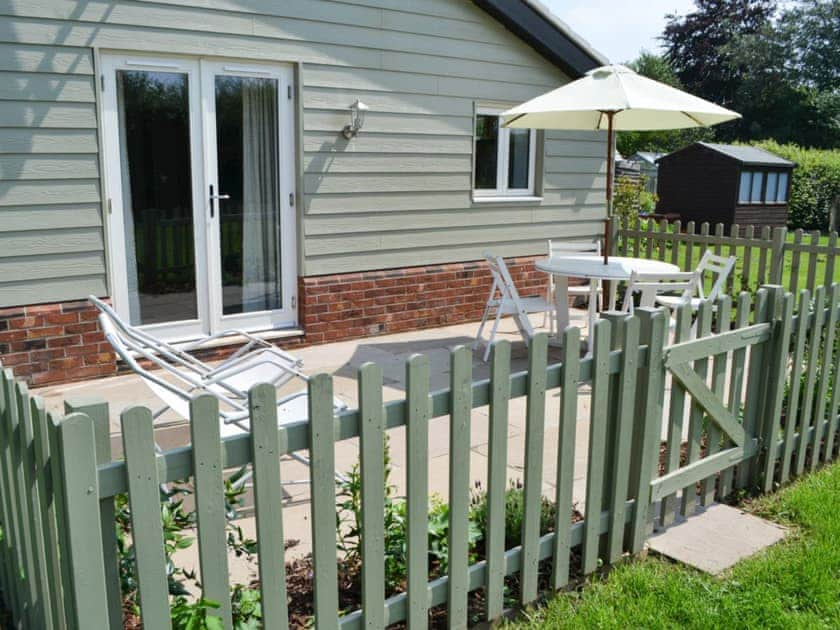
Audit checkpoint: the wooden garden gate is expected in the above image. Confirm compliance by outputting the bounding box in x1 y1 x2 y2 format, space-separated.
647 288 793 526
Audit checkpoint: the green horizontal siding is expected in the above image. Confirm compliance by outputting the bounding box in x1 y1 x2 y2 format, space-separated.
0 0 605 306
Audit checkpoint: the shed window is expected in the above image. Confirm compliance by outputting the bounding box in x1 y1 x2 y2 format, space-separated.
739 170 769 203
775 172 789 202
474 107 536 197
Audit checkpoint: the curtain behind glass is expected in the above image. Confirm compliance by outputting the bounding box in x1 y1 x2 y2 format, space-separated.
241 79 281 312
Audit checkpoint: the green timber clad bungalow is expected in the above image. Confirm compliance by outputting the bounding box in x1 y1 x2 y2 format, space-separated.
0 0 608 386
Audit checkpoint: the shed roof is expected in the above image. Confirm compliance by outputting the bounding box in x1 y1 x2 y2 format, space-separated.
696 143 795 167
473 0 608 78
630 151 664 165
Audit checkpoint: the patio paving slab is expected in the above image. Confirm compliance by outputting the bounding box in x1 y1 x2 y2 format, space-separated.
647 502 787 574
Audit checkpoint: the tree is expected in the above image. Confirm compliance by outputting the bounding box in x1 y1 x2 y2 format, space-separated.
661 0 840 148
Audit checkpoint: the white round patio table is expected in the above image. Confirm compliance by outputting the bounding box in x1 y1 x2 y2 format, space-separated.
535 254 680 343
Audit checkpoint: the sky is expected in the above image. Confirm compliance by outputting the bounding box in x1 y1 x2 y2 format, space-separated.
542 0 697 64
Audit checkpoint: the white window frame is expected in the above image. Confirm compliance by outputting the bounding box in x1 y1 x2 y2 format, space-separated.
473 106 537 199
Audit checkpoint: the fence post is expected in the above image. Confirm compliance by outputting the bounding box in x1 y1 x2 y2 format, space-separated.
64 398 121 630
757 287 794 493
628 308 667 553
769 227 787 285
54 412 110 630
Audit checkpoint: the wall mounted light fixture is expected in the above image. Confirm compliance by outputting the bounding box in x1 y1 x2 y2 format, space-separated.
342 100 369 139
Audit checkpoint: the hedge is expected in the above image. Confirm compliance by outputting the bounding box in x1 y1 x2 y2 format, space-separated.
751 140 840 231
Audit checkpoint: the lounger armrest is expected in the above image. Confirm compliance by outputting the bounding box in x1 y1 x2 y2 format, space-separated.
180 329 272 351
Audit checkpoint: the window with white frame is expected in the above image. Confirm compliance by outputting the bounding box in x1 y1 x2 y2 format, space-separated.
738 169 790 204
473 107 536 198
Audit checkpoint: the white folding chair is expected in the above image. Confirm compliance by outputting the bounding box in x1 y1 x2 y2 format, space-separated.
474 252 554 361
94 299 347 487
653 250 737 312
545 240 602 333
621 271 700 314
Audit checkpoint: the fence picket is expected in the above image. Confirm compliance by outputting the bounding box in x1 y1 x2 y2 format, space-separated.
358 363 386 628
794 286 825 476
824 232 838 289
685 221 696 271
190 394 234 628
742 225 755 292
727 224 740 294
757 226 771 284
805 230 820 292
56 412 109 630
606 316 639 562
701 295 732 505
0 370 24 624
824 294 840 457
9 380 40 628
645 219 654 260
810 284 839 470
582 320 611 574
521 333 548 604
0 373 12 617
661 303 692 526
64 398 121 630
670 220 682 268
737 288 769 488
551 328 580 590
405 354 431 626
120 406 170 630
17 384 50 630
485 341 510 620
780 290 811 483
759 288 795 492
447 346 472 628
680 301 713 516
629 309 667 552
658 219 667 260
769 228 787 284
308 373 339 630
46 409 76 627
790 229 804 297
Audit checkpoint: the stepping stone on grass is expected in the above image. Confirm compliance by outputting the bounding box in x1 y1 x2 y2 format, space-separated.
648 503 787 575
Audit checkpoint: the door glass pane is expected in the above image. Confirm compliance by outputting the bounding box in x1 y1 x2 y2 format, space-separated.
738 171 751 203
508 128 531 189
215 76 282 315
766 172 778 202
116 70 197 325
474 114 499 189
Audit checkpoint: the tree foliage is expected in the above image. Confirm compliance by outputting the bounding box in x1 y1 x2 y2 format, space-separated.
637 0 840 150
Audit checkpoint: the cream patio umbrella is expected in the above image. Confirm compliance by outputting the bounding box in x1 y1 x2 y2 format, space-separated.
501 64 741 264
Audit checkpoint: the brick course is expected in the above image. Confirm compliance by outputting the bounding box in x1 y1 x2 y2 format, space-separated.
0 255 553 387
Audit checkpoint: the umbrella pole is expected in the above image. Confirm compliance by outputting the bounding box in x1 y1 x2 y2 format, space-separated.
602 111 615 310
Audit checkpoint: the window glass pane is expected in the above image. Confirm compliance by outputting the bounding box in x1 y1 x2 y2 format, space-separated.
766 172 778 203
750 171 763 202
116 70 197 326
215 76 282 316
507 128 531 189
474 114 498 190
777 172 789 202
738 171 751 203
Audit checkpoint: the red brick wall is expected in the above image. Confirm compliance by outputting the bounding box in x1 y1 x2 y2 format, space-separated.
0 256 551 387
0 299 117 387
299 255 549 344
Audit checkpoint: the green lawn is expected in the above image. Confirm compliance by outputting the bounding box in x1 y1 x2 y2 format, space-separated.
632 231 840 298
507 462 840 629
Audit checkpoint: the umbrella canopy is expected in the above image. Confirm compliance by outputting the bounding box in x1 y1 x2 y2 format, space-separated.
501 64 741 131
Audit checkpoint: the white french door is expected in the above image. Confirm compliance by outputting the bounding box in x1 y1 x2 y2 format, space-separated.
100 53 297 341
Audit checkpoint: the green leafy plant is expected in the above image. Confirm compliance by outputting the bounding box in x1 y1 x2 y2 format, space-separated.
613 175 658 226
170 597 223 630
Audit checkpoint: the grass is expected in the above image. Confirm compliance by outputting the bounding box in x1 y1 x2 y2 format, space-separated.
630 230 840 298
507 461 840 629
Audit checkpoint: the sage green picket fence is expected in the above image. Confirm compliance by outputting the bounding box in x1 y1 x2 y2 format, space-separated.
616 217 840 296
1 285 839 629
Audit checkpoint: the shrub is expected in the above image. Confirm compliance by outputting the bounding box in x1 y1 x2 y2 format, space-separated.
751 140 840 231
613 175 658 225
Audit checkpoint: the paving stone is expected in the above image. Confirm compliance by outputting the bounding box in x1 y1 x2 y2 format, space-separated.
648 502 787 575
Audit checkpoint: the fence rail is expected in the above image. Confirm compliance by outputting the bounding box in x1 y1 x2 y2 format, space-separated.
616 218 840 296
1 284 839 628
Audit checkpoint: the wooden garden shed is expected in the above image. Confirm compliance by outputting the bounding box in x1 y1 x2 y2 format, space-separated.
655 142 796 228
